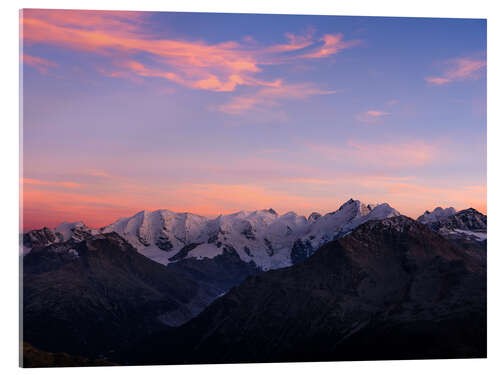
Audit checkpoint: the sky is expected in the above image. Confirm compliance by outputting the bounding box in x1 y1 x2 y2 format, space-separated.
20 9 486 230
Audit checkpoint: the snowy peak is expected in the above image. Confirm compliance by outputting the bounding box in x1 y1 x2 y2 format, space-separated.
334 198 385 219
338 198 357 211
367 203 401 220
55 222 84 240
22 222 96 254
417 207 456 224
308 212 321 221
336 198 370 217
418 207 486 241
437 208 486 231
101 209 210 263
298 200 400 255
23 199 401 269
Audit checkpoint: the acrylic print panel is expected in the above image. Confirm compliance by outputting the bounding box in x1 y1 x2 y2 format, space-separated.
20 9 486 367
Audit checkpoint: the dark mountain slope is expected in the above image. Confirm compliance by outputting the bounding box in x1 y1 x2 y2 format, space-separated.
429 207 486 232
127 216 486 365
22 233 258 361
420 208 487 261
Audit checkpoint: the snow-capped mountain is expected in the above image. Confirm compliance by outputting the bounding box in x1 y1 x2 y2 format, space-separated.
22 222 97 254
100 210 211 265
99 198 399 270
418 207 487 242
290 200 400 264
22 198 400 269
417 207 456 224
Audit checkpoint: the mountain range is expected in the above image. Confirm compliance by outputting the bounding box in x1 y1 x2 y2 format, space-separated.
126 216 486 364
24 199 403 270
24 199 486 269
20 199 487 366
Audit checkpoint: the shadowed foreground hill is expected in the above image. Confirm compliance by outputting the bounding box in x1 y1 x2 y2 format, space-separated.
22 233 258 361
22 342 115 368
126 216 486 365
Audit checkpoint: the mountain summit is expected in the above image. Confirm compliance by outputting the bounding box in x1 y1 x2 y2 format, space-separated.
417 207 457 224
23 199 399 270
95 199 399 270
418 207 486 242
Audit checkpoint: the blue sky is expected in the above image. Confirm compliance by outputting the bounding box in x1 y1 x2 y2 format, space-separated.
21 9 486 229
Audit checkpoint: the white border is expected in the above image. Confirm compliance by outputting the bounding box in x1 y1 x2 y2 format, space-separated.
1 1 498 374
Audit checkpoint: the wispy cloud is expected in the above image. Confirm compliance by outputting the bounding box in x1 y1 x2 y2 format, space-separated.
265 29 317 54
425 57 486 85
85 170 113 178
21 54 58 73
218 80 336 115
22 178 80 188
366 110 388 117
264 30 360 59
289 175 416 186
308 139 437 168
355 110 390 123
21 10 359 95
302 34 361 58
21 9 262 92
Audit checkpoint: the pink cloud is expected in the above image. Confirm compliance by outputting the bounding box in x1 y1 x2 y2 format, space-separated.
365 110 389 117
309 139 437 168
21 54 58 73
21 10 359 97
263 28 360 61
425 77 451 85
21 10 265 92
218 81 336 115
355 110 390 123
266 29 316 54
85 170 113 178
302 34 361 59
425 57 486 85
22 178 80 188
289 175 416 186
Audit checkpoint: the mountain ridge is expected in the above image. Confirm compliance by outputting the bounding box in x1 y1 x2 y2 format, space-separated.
22 199 486 270
417 206 487 242
23 199 402 270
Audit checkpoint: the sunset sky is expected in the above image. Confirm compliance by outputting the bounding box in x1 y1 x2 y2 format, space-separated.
20 9 486 230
